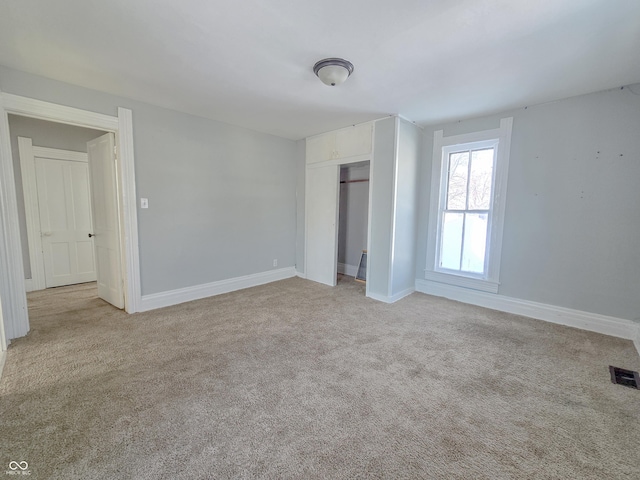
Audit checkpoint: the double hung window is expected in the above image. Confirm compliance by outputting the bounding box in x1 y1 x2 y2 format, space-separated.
425 118 512 293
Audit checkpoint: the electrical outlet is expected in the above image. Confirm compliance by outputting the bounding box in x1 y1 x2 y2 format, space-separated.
273 259 278 267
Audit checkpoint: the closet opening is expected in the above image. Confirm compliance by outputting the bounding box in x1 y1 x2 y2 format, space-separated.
337 161 370 290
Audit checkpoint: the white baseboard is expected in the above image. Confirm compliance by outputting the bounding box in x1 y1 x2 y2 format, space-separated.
296 270 306 279
139 267 296 312
389 287 415 303
337 262 359 277
367 287 415 304
24 279 34 292
415 279 640 342
366 292 390 303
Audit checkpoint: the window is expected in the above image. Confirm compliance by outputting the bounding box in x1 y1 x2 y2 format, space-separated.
439 142 496 275
425 118 512 293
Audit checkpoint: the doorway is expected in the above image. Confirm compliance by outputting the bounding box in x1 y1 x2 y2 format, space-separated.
11 116 124 312
13 116 108 292
0 93 141 348
304 156 373 293
337 161 369 288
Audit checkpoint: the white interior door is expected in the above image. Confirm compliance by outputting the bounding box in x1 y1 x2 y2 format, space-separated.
87 133 124 309
35 155 97 288
305 165 339 286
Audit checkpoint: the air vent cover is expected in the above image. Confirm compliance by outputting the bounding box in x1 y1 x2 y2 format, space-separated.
609 366 639 389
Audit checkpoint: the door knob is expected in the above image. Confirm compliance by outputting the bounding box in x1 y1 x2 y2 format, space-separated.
88 233 95 238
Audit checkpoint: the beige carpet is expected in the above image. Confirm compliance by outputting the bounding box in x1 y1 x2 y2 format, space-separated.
1 277 639 479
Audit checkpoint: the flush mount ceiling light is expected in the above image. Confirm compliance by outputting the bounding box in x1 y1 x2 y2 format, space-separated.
313 58 354 86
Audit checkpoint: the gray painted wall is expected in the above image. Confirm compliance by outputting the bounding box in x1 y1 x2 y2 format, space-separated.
368 117 395 297
338 163 369 271
8 115 106 279
0 66 298 296
5 65 636 322
390 119 420 296
417 85 640 322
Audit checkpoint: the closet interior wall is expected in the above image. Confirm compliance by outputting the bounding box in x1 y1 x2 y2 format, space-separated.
337 162 370 279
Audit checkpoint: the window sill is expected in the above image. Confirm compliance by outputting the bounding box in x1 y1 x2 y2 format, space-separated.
423 270 499 294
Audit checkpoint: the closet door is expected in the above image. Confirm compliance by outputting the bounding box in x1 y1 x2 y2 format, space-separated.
305 165 339 286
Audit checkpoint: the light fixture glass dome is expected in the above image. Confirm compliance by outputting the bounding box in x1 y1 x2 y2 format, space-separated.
313 58 354 87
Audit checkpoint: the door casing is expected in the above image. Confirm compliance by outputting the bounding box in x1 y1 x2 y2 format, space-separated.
0 93 141 350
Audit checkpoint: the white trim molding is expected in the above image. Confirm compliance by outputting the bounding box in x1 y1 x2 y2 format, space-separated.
0 294 5 353
0 94 29 348
389 287 415 303
365 121 376 300
634 330 640 359
423 270 499 294
416 279 640 342
337 262 359 277
18 137 45 292
387 117 400 299
139 267 297 312
367 287 415 304
305 153 371 169
0 350 6 381
2 93 119 131
425 117 513 292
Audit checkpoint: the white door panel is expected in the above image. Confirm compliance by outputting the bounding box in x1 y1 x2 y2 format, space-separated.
305 165 339 286
87 133 124 309
35 157 97 287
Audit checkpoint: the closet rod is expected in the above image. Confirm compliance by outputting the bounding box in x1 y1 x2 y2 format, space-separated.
340 179 370 184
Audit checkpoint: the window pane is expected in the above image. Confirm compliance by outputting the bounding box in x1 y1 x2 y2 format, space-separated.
440 212 463 270
461 213 488 273
447 151 469 210
468 148 494 210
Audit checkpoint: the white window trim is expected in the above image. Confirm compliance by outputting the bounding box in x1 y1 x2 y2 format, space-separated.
425 117 513 294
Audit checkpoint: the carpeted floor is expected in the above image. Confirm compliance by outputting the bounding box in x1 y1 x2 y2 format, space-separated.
1 277 639 479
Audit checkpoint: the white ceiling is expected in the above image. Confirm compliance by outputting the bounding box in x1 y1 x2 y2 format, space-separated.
1 0 639 140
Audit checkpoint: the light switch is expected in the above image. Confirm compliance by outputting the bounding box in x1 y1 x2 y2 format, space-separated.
140 198 149 209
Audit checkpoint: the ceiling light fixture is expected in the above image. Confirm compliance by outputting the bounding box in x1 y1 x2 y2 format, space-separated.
313 58 354 87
